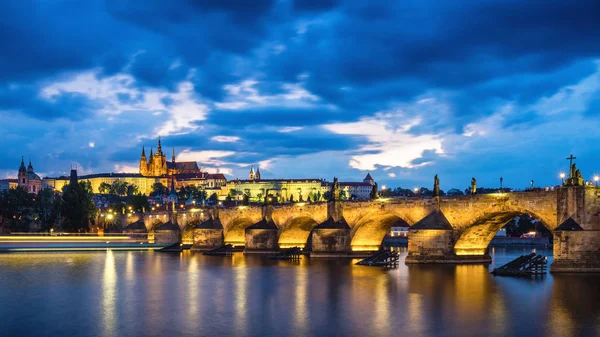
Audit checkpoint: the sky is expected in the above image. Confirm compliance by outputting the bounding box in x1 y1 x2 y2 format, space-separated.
1 0 600 191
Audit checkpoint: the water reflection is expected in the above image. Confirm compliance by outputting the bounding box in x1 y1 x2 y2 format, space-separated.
101 250 117 337
0 248 598 337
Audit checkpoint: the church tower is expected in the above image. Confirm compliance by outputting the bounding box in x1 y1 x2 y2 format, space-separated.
140 147 148 176
18 157 28 188
249 166 255 180
255 166 261 180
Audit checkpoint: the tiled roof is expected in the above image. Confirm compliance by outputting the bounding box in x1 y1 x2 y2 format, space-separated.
207 173 226 180
314 217 350 229
410 210 453 230
155 221 180 231
339 182 372 187
555 217 583 231
194 218 223 229
123 220 147 231
246 218 278 230
167 161 200 171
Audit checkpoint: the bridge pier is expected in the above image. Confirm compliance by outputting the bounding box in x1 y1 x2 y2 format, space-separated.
405 210 491 264
309 200 352 257
244 218 279 254
551 186 600 272
192 217 224 251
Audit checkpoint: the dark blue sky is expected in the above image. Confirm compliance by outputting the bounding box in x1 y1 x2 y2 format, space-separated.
1 0 599 190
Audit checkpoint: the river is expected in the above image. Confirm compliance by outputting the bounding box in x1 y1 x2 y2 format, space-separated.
0 247 598 337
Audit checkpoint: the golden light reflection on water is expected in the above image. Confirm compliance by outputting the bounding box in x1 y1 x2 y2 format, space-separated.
293 266 308 335
232 253 248 335
187 253 199 324
101 250 117 337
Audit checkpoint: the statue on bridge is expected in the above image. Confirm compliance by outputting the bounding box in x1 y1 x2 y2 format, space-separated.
471 177 477 195
433 174 440 198
331 177 341 201
565 154 584 186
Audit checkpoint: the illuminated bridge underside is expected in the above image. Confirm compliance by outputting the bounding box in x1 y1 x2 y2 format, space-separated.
278 217 318 249
350 214 402 251
224 217 254 246
454 212 526 256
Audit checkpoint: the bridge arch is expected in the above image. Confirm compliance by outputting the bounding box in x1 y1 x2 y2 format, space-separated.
278 216 319 249
223 217 256 246
453 211 551 256
350 212 410 251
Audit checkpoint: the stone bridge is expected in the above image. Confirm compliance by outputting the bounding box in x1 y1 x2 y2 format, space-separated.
119 185 600 271
122 190 559 252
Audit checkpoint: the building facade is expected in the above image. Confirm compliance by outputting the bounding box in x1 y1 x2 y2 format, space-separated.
219 168 376 202
17 158 42 194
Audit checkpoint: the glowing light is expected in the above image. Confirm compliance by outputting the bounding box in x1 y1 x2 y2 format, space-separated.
106 214 114 220
237 206 247 210
295 203 306 207
594 175 599 182
0 236 131 241
414 187 419 193
381 185 387 190
560 172 565 179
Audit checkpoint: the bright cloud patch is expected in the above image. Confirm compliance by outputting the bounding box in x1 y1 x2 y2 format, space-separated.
211 135 240 143
176 150 236 167
323 105 444 171
215 79 322 110
41 69 209 136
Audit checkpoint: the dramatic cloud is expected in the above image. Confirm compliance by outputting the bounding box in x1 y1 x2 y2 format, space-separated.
1 0 599 189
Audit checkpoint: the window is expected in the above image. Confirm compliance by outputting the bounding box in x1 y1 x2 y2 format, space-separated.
22 178 26 183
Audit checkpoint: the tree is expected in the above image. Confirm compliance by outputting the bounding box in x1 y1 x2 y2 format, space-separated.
35 188 61 231
316 191 322 202
128 193 150 213
126 184 139 196
61 181 97 232
151 183 168 196
98 182 112 194
0 187 35 232
289 194 295 203
111 180 128 196
370 184 378 200
208 193 219 205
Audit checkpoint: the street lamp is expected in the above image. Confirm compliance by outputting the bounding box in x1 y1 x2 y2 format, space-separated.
560 172 565 185
594 175 599 187
413 187 419 194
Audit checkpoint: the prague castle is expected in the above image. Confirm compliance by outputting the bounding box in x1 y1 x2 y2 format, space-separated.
139 137 201 176
41 138 226 195
4 138 375 201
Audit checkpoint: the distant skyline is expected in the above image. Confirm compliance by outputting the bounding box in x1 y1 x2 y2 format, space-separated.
1 1 599 190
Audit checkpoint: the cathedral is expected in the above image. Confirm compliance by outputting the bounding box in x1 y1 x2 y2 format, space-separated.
139 137 201 177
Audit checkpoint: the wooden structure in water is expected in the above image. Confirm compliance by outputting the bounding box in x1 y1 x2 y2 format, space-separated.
158 243 185 252
269 247 302 260
491 253 548 277
203 244 235 256
356 249 399 268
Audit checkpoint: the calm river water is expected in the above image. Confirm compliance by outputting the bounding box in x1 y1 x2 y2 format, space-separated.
1 247 599 337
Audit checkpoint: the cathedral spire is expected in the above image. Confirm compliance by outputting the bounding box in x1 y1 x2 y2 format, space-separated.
255 166 261 180
157 136 162 155
249 166 255 180
141 146 146 158
27 158 34 173
172 147 175 163
19 156 26 172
